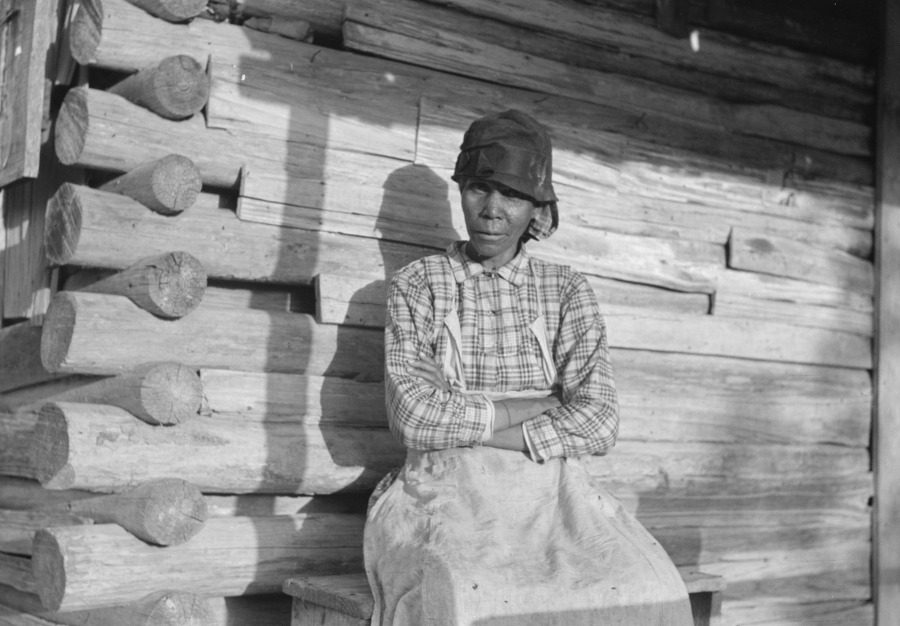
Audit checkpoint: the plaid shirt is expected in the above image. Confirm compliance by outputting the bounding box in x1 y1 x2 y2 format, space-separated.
385 241 619 460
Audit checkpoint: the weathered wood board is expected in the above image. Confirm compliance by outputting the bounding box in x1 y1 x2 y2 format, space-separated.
44 185 430 285
31 515 367 611
207 57 420 160
40 291 385 379
200 349 872 447
0 0 53 187
713 292 873 336
728 228 874 294
32 402 403 493
343 0 871 156
411 0 873 122
0 323 65 393
715 269 873 313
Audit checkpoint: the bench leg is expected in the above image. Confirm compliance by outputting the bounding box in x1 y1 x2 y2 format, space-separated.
291 598 371 626
689 590 723 626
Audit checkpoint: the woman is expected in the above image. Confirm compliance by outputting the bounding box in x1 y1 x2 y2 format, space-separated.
364 110 693 625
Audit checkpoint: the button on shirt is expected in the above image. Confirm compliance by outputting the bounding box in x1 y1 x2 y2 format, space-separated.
385 241 619 461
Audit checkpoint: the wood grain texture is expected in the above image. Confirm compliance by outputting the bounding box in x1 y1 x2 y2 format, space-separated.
0 553 35 595
30 401 402 494
1 141 78 321
43 185 429 286
241 193 723 293
283 574 375 619
0 0 52 186
200 369 386 426
416 100 874 236
66 0 873 187
0 476 94 510
0 585 219 626
607 311 871 368
77 251 206 319
0 508 91 555
107 55 209 119
237 0 344 38
207 56 419 160
19 362 201 425
728 228 875 294
876 0 900 619
31 514 366 611
39 477 208 546
198 347 872 447
414 0 871 122
0 376 106 413
343 0 871 156
582 440 870 501
55 87 242 188
125 0 207 22
715 269 873 313
282 568 726 622
0 410 38 479
712 293 873 337
98 154 202 214
39 291 385 379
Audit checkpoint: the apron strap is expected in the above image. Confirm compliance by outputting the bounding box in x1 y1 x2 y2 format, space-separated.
528 258 557 388
441 309 466 389
440 256 558 391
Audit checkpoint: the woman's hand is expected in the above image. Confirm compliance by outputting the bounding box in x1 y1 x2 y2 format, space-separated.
406 355 451 391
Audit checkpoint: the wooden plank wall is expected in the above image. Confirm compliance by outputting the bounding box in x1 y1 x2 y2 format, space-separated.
0 0 876 623
876 0 900 621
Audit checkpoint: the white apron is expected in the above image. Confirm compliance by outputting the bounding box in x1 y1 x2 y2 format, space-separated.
365 290 693 626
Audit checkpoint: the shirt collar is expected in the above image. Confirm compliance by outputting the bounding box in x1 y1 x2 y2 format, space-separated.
447 241 530 286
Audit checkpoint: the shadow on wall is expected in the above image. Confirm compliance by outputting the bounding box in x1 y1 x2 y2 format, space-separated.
230 28 456 611
320 164 455 493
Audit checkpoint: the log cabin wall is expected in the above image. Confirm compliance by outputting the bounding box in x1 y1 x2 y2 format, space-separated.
0 0 878 624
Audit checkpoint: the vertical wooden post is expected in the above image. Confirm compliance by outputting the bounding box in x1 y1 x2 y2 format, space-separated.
876 0 900 622
1 188 6 326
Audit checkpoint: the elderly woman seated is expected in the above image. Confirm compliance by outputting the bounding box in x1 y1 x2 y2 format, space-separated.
364 110 693 626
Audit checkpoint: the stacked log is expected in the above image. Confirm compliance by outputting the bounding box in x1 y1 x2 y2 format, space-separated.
0 0 876 623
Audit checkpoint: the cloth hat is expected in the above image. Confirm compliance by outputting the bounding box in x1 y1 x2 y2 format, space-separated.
452 110 558 240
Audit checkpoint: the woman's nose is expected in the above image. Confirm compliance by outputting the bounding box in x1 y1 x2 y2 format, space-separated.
481 191 503 217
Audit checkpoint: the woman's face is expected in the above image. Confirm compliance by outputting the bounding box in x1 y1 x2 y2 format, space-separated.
460 178 538 269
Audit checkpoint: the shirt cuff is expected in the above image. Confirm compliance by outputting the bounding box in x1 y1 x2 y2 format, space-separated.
522 422 543 462
480 396 495 443
523 414 566 461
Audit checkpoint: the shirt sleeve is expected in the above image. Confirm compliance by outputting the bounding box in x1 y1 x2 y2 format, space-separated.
385 266 494 450
523 272 619 460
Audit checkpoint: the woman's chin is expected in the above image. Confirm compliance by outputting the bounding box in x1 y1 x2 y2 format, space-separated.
466 237 517 265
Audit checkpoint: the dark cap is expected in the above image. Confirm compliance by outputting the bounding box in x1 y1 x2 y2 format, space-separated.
452 110 558 240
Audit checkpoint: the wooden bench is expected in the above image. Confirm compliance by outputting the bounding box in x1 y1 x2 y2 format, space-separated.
283 567 725 626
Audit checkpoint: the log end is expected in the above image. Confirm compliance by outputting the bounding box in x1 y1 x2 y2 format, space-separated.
55 88 89 165
151 154 203 214
31 528 66 611
31 403 76 490
68 0 102 65
127 478 209 546
139 362 203 425
40 293 77 374
152 55 210 120
44 183 83 267
133 592 218 626
146 251 207 318
137 0 208 22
